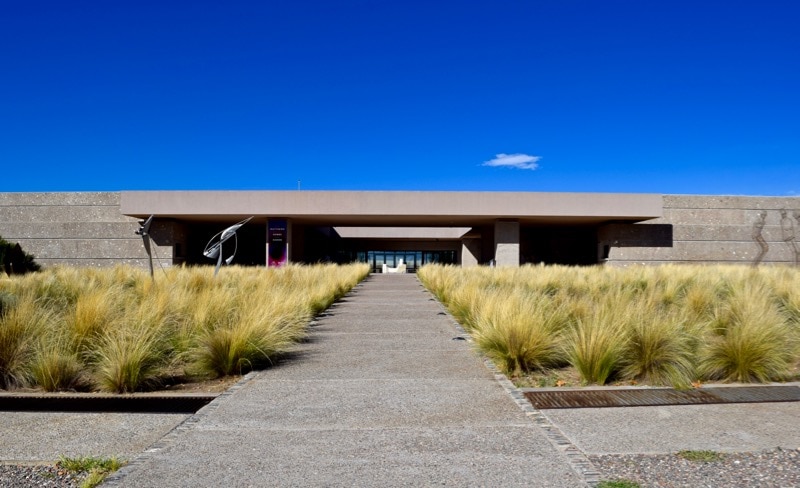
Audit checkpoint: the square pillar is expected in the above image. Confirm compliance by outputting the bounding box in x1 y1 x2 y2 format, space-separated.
494 220 520 267
461 238 481 267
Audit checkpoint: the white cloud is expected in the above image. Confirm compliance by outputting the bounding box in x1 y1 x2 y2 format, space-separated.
482 153 541 170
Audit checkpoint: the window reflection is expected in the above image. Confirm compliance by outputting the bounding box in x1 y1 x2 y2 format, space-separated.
360 250 456 272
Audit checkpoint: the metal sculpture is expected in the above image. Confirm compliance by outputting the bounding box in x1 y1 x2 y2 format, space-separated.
135 215 155 278
203 217 253 276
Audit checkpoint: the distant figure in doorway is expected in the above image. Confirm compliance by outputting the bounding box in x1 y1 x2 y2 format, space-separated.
752 211 769 265
780 209 799 266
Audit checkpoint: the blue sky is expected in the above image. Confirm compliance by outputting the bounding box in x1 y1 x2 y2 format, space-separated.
1 1 798 195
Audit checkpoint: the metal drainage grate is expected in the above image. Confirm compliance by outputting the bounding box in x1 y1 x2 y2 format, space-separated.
0 395 216 414
523 386 800 409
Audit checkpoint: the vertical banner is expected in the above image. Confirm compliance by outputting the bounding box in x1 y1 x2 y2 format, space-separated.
267 219 288 267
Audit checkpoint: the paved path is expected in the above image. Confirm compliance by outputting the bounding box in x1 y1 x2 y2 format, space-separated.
107 274 584 487
543 401 800 455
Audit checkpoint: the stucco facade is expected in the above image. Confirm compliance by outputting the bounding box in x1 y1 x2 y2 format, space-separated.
0 192 153 268
1 191 799 269
602 195 800 266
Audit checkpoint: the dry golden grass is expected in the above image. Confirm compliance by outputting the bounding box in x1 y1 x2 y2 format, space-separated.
700 281 796 383
470 290 568 375
0 292 53 388
419 263 800 387
0 263 369 392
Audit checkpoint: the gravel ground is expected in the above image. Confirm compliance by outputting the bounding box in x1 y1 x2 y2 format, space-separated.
3 449 798 487
0 464 83 488
591 447 800 488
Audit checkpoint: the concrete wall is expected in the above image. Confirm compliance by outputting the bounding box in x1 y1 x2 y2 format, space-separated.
461 238 481 267
494 220 520 267
0 192 172 268
3 192 800 269
604 195 800 266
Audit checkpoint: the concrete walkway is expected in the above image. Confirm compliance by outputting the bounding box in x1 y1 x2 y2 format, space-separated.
106 274 584 487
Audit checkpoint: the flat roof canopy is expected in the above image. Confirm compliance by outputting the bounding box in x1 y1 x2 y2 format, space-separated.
120 191 663 226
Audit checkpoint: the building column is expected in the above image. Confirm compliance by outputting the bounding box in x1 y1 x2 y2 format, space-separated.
461 237 481 267
494 220 520 267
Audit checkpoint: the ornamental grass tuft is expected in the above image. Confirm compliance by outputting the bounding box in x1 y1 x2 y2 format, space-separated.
420 263 800 387
0 292 52 389
31 335 86 392
471 291 567 376
567 301 630 385
620 303 695 388
699 284 796 383
0 263 369 392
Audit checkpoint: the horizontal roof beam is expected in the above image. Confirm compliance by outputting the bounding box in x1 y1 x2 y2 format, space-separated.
121 191 663 226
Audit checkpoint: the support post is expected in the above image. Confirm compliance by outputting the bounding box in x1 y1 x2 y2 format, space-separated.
494 220 520 267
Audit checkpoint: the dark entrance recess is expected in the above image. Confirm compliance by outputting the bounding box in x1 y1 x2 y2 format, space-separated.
520 226 599 265
185 222 266 266
298 226 345 264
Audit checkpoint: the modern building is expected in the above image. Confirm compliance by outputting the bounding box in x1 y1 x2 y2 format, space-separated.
1 191 799 271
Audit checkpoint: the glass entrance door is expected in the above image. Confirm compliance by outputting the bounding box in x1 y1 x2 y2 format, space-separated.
365 250 455 273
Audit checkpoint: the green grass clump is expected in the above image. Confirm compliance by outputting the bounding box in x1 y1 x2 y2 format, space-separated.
597 480 642 488
57 455 125 488
0 290 17 317
676 449 724 462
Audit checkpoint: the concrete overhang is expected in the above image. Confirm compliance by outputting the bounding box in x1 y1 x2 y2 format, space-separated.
120 191 663 226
